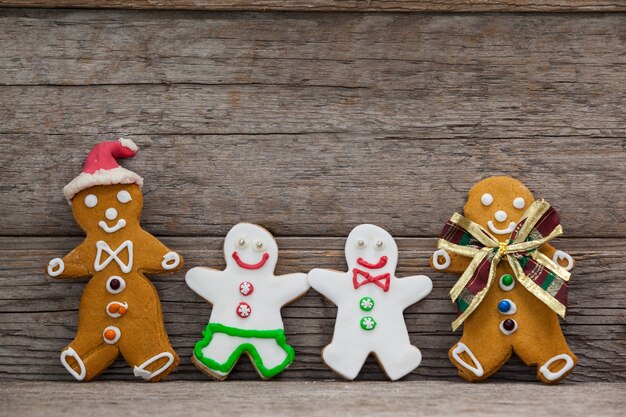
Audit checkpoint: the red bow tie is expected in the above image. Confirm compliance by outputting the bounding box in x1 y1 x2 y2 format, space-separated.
352 268 390 292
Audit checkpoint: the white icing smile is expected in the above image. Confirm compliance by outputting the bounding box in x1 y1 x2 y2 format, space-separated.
98 219 127 233
487 220 516 235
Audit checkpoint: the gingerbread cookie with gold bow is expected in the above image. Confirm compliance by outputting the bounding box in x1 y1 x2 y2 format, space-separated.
46 139 183 382
431 176 576 384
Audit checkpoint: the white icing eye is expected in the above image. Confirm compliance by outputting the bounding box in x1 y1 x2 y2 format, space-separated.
117 190 132 204
84 194 98 208
481 193 493 206
375 240 384 250
513 197 526 209
254 240 265 251
237 237 247 249
356 238 367 248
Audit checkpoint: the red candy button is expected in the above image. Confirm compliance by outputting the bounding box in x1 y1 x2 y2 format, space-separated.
239 281 254 296
236 302 251 318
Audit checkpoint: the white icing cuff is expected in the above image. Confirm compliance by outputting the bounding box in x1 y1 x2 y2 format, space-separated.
47 258 65 277
133 352 175 380
540 354 575 381
553 250 574 271
452 342 484 377
63 166 144 202
60 347 86 381
433 249 451 270
162 252 180 270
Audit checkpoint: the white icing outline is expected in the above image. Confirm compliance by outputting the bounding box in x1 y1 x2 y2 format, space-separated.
553 250 574 271
539 354 575 382
451 342 484 377
513 197 526 209
102 326 121 344
106 301 128 318
98 219 127 233
498 299 517 315
494 210 508 222
116 190 132 203
432 249 451 270
487 220 516 235
47 258 65 277
499 274 515 291
94 240 133 273
499 319 518 335
84 194 98 208
480 193 493 206
133 352 175 380
162 252 180 270
106 276 126 294
60 347 86 381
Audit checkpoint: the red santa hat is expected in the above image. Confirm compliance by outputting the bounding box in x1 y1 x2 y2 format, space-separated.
63 138 144 202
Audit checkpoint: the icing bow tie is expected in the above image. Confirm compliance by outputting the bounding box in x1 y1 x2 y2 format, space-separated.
352 269 390 292
438 199 571 331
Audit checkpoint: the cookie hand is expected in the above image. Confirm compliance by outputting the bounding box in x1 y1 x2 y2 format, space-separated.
553 250 574 271
432 249 451 270
47 258 65 277
162 252 181 270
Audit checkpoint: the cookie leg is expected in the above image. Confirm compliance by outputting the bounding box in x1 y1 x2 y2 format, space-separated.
193 332 245 380
119 334 179 382
322 341 369 380
61 331 119 381
449 336 511 382
374 343 422 381
248 337 294 379
515 326 577 384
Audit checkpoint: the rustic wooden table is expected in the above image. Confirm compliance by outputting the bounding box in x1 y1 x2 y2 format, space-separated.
0 1 624 416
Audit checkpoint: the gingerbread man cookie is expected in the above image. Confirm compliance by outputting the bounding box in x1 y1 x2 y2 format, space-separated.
431 176 577 384
186 223 309 380
308 224 433 380
46 139 183 382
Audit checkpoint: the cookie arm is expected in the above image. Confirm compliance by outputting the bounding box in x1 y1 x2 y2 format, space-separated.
308 268 349 305
137 232 184 274
540 243 575 271
45 241 90 279
430 250 471 274
393 275 433 309
273 273 310 306
185 267 222 304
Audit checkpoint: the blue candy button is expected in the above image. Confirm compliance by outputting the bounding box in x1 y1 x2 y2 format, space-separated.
498 300 511 313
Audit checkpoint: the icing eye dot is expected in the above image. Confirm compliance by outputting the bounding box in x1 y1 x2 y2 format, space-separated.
513 197 526 209
237 237 247 249
117 190 132 204
356 239 367 248
375 240 384 250
254 240 265 251
84 194 98 208
481 193 493 206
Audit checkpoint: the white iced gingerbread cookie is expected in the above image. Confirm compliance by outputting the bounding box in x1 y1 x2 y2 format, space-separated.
308 224 433 381
186 223 310 380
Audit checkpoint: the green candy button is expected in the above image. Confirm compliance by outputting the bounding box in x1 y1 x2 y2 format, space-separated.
360 316 377 331
501 274 514 286
359 297 375 312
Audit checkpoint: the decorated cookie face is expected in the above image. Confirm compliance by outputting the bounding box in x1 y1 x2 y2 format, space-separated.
464 176 535 241
224 223 278 273
345 224 398 275
72 184 143 235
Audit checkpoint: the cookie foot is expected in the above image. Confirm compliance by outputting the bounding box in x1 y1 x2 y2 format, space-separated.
451 342 484 379
60 347 87 381
539 353 575 383
133 352 175 381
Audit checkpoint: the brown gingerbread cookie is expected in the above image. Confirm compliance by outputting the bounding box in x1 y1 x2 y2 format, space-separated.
431 176 577 384
46 139 183 382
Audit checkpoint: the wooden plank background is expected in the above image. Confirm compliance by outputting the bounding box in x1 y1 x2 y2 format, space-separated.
0 8 625 383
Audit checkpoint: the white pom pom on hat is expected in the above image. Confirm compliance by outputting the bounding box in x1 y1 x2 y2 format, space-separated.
63 138 144 203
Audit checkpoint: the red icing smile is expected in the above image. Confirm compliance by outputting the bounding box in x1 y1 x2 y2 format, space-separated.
232 251 270 270
356 256 388 270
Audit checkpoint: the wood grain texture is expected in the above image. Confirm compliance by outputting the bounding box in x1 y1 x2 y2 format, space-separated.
3 381 626 417
1 237 624 382
1 0 626 12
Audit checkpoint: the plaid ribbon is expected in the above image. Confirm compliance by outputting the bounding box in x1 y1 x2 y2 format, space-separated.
438 199 571 331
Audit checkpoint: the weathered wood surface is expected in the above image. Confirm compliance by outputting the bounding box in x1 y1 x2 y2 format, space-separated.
2 0 626 12
3 381 626 417
0 10 624 237
1 237 624 382
0 9 625 384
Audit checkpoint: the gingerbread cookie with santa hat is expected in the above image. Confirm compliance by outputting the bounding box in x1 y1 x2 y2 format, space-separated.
432 176 577 384
46 138 183 382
